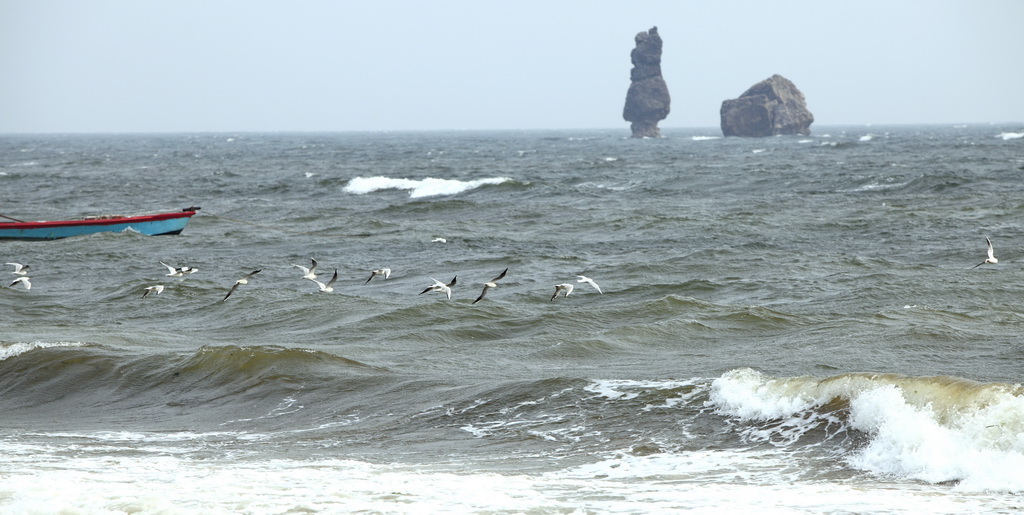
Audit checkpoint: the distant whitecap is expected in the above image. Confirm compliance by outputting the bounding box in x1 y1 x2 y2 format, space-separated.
997 132 1023 141
578 181 639 192
344 176 512 198
852 180 906 193
691 136 720 141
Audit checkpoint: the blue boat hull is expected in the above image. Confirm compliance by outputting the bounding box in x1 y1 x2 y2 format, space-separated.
0 210 197 241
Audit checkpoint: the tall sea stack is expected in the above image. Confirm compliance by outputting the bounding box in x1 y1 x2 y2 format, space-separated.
720 74 814 137
623 27 670 138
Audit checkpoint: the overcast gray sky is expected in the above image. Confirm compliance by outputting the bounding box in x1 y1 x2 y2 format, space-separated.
2 1 1022 133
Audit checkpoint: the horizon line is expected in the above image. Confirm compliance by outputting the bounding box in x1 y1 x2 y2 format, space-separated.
2 121 1023 137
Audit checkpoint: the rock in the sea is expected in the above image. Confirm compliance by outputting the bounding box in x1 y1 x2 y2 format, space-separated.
720 75 813 137
623 27 670 138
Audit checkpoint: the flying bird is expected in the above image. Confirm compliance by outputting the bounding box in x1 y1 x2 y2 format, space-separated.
420 276 457 300
8 276 30 290
142 285 164 298
6 262 29 275
160 261 199 277
365 268 391 284
293 258 318 280
972 238 998 269
223 269 262 301
551 283 574 301
309 269 339 293
473 268 508 304
576 275 603 294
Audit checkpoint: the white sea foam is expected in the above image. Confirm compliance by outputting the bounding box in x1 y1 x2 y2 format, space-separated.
708 368 1024 492
460 379 702 442
585 379 703 414
691 136 720 141
552 451 1018 513
1 444 1019 514
25 430 246 443
997 132 1023 141
343 176 512 198
0 341 86 361
584 378 698 401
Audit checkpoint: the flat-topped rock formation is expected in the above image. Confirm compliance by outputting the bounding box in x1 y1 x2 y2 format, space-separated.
720 74 813 137
623 27 671 138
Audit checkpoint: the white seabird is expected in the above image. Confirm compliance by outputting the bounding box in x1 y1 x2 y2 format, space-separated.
160 261 199 277
551 283 574 301
6 262 29 275
365 268 391 284
223 269 262 301
9 276 31 290
576 275 603 294
143 285 164 298
972 238 998 269
420 276 457 300
473 268 508 304
293 258 319 280
309 269 339 293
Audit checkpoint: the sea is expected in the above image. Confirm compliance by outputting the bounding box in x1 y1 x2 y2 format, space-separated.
1 125 1023 514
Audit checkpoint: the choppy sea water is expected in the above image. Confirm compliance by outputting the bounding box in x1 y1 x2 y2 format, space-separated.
1 126 1024 513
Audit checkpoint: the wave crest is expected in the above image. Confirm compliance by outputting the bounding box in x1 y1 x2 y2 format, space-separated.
1 341 87 361
0 344 384 418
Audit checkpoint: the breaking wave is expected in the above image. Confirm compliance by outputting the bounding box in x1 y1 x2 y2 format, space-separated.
708 368 1024 491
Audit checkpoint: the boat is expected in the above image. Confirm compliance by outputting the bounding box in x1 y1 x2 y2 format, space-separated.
0 207 200 240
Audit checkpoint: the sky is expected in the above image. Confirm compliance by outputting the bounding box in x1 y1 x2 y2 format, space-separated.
2 1 1022 133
